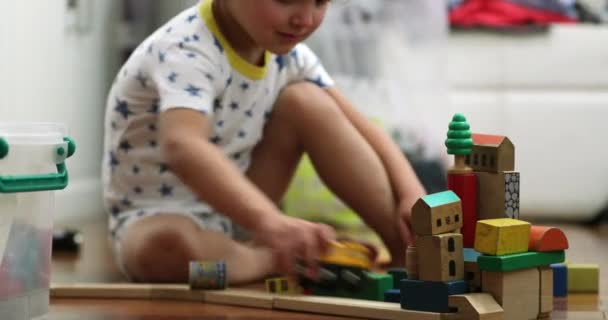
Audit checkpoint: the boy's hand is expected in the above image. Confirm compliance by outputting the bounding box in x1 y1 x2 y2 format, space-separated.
254 215 336 279
395 198 416 247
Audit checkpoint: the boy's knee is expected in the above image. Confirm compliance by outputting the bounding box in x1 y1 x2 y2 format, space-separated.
274 82 341 122
120 216 196 282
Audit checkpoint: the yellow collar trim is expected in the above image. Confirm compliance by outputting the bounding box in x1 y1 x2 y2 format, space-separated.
200 0 270 80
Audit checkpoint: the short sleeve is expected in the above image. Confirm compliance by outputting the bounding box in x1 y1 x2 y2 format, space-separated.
153 44 220 115
285 44 334 88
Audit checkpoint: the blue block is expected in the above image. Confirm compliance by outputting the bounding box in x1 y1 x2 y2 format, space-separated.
384 288 401 303
400 279 468 313
463 248 481 263
551 263 568 297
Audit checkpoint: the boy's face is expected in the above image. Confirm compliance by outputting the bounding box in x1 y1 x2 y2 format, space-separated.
232 0 329 55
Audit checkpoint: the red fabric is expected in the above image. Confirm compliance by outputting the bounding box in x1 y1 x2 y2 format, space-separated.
450 0 577 28
447 173 477 248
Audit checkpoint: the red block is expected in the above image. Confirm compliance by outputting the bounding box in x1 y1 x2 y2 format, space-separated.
529 225 569 252
447 173 478 248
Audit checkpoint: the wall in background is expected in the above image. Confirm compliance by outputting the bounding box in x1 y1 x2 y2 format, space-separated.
448 25 608 220
1 2 604 224
0 1 119 224
155 0 199 25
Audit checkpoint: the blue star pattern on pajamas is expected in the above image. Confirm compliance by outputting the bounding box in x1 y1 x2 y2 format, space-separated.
213 36 223 53
103 2 334 242
159 183 173 197
119 140 133 153
136 71 148 88
114 98 133 120
185 84 203 97
168 72 178 83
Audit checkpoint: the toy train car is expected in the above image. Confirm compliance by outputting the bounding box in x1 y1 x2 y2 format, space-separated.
299 240 377 291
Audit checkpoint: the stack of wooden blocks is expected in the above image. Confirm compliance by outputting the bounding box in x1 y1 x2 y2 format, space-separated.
262 113 599 319
400 190 468 313
394 113 590 320
472 220 566 320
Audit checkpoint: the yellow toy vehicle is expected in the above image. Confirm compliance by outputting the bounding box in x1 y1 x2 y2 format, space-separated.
298 239 378 289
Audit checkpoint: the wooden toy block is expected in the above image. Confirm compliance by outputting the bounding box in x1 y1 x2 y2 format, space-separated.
359 273 394 301
265 277 297 295
445 113 474 174
464 134 514 173
567 264 599 293
447 173 478 248
273 294 444 320
309 272 393 301
464 248 482 292
478 251 565 272
481 268 539 320
528 225 569 252
189 261 227 290
551 263 568 297
474 218 530 256
411 191 463 236
400 279 468 313
539 267 553 315
476 171 520 220
417 233 464 282
444 293 504 320
464 248 482 263
384 288 401 303
387 268 408 289
406 245 419 280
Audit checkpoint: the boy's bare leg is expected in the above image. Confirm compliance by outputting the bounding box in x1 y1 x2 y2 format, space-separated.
246 82 405 265
119 214 276 284
121 82 407 285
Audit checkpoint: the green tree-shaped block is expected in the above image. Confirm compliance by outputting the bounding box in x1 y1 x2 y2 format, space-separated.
445 113 473 155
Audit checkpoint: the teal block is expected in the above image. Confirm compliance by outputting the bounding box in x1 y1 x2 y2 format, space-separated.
387 268 408 289
463 248 481 262
478 251 565 272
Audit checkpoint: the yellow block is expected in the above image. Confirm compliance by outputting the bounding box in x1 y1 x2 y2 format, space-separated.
567 264 599 293
474 218 531 256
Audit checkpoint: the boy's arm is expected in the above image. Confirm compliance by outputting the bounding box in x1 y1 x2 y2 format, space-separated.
325 87 427 243
158 108 334 274
158 108 279 231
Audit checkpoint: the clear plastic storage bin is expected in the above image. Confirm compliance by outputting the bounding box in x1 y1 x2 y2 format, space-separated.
0 123 75 320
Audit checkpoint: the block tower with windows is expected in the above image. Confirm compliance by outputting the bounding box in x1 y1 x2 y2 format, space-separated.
396 113 577 320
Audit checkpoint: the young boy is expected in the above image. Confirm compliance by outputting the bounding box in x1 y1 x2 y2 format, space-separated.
102 0 426 284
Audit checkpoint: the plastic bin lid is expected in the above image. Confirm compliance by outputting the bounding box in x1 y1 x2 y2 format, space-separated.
0 123 66 144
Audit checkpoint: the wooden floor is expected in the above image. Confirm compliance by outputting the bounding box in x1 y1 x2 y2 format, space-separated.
48 217 608 319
